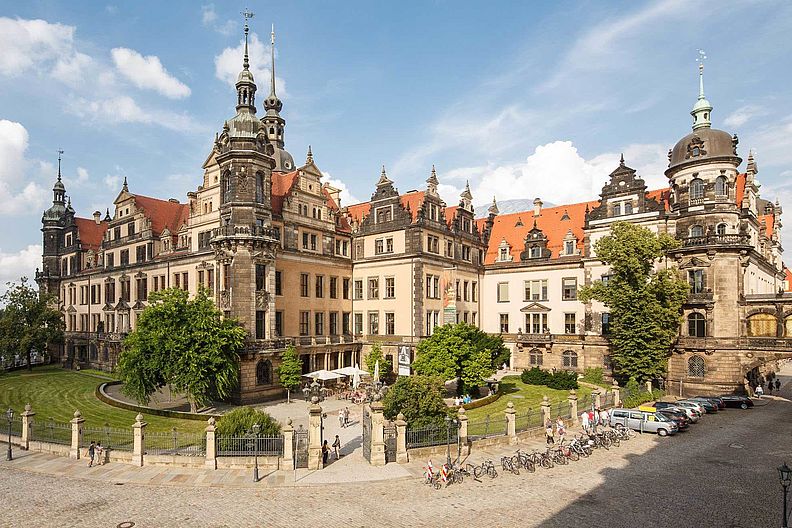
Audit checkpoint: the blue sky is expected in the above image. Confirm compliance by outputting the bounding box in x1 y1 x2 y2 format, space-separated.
1 0 791 289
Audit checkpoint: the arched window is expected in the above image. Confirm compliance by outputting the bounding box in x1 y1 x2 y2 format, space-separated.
716 223 727 235
255 173 263 203
624 202 633 215
223 172 232 203
687 355 706 378
529 348 543 366
688 312 706 337
562 350 578 368
89 343 98 361
690 225 704 237
690 178 704 199
256 359 272 385
102 346 109 362
747 313 777 337
714 176 727 196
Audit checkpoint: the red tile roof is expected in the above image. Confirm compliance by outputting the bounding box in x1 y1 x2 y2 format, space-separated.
271 170 299 215
345 190 464 226
785 268 792 291
736 173 746 206
131 194 190 236
444 206 459 228
74 218 108 251
759 213 775 238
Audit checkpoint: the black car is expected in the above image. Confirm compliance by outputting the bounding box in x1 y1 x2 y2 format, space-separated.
656 409 690 430
717 395 754 409
694 396 726 409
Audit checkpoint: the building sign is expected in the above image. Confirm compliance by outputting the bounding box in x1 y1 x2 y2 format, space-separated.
398 346 411 376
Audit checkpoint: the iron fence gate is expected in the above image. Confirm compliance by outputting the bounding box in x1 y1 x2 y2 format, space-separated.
362 406 371 462
384 423 396 463
293 426 309 469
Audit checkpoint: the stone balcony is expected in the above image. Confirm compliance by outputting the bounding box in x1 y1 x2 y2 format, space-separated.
681 234 750 248
676 336 792 350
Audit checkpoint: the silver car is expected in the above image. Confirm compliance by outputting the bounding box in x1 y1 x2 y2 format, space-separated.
609 408 679 436
663 405 700 423
675 400 707 415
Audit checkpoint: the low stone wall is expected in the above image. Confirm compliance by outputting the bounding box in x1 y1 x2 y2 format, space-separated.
144 455 208 468
215 456 282 470
96 382 221 421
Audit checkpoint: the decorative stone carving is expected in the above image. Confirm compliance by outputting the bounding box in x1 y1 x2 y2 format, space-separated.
255 290 270 309
219 290 230 310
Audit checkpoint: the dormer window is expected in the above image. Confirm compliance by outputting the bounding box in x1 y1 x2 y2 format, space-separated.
613 203 621 216
375 206 392 223
624 202 633 215
565 240 575 255
65 234 72 247
530 246 542 258
692 146 701 157
499 247 508 261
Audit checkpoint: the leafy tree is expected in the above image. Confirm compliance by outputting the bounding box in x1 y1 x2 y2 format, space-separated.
118 288 247 412
364 343 392 379
382 375 449 427
579 222 689 383
412 323 500 394
276 345 302 403
0 277 64 371
216 406 281 437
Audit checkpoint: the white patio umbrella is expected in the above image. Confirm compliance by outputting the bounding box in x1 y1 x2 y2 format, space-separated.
301 369 344 381
332 366 370 377
351 363 362 389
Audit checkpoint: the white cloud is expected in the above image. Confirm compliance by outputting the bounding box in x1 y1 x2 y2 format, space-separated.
323 172 361 207
201 4 217 25
0 245 42 297
111 47 191 99
51 52 93 88
0 17 77 76
66 95 200 131
723 104 767 128
0 120 48 215
201 5 236 35
214 33 286 95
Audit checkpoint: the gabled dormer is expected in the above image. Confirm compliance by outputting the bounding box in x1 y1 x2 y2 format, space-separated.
587 155 664 222
520 220 551 261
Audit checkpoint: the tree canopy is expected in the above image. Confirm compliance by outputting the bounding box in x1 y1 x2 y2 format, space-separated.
117 288 247 412
276 345 302 402
0 277 63 371
579 222 689 382
216 406 281 437
364 343 392 380
412 323 504 393
382 375 449 427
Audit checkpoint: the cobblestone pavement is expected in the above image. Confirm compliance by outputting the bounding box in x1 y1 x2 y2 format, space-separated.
1 367 790 528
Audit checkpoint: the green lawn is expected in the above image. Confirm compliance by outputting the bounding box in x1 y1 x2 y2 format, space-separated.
465 375 593 422
0 366 204 433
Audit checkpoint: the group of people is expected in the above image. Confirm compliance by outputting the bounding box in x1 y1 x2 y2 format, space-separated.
452 395 473 406
337 407 351 428
85 440 104 467
579 408 610 435
544 417 567 445
321 435 343 464
754 377 781 398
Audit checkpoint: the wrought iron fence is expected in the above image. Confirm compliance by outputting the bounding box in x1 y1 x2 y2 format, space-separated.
82 424 134 452
602 391 616 408
145 429 206 456
6 416 23 438
216 435 284 456
31 418 72 445
554 400 571 420
467 414 506 439
405 424 456 449
514 409 543 433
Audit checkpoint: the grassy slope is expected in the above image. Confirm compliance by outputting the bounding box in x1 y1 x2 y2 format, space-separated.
0 366 204 433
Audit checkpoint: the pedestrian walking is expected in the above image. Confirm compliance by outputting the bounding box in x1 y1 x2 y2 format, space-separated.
556 417 566 443
599 408 610 429
775 379 781 392
580 410 590 434
755 384 764 398
95 442 104 466
344 407 350 427
338 409 345 428
332 435 341 459
85 440 96 468
322 440 329 465
589 409 598 434
545 420 555 445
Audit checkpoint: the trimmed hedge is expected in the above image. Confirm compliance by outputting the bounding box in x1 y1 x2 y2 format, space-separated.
622 389 665 409
520 367 578 390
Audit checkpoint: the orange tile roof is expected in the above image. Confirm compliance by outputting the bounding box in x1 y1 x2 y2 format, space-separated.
346 190 457 226
271 170 299 215
399 190 425 222
736 173 746 206
785 268 792 291
132 194 190 236
345 202 371 225
444 206 459 227
759 213 774 238
74 218 108 250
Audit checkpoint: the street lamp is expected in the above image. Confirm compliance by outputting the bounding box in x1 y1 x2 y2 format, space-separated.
6 408 14 461
251 423 261 483
444 415 458 468
779 462 791 528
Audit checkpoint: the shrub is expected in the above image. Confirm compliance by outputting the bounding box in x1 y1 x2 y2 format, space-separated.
382 375 449 428
581 367 605 386
521 367 551 386
217 407 281 437
521 368 578 390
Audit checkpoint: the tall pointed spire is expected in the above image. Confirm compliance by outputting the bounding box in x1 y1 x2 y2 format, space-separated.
306 145 313 164
52 148 66 205
691 49 712 130
263 24 283 114
425 164 439 196
57 148 63 181
234 10 257 113
242 11 251 71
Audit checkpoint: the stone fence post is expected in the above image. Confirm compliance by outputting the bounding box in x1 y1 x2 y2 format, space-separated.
394 413 408 464
132 413 147 467
70 410 84 460
205 417 217 469
369 401 386 467
281 418 294 470
568 390 579 425
21 404 34 450
612 380 621 407
505 402 517 444
593 389 602 410
308 402 323 470
540 396 551 426
457 407 469 456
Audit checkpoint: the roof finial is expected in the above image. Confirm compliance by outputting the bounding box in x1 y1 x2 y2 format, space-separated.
488 195 499 216
377 165 392 186
619 153 625 166
270 23 276 97
122 176 128 192
691 49 712 130
57 148 64 180
241 9 254 71
306 144 313 164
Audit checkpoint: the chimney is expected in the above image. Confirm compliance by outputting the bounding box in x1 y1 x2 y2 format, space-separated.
93 211 101 224
323 183 342 208
533 198 543 217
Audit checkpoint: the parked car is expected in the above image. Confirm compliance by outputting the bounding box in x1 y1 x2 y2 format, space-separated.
684 398 719 413
718 395 754 409
673 400 706 416
655 409 690 430
609 408 679 436
652 401 700 421
694 396 726 409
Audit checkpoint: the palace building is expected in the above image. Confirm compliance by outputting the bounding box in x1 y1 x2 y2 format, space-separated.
36 23 791 399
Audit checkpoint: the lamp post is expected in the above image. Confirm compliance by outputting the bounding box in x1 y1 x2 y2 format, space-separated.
444 415 458 468
6 408 14 461
780 462 791 528
251 423 261 483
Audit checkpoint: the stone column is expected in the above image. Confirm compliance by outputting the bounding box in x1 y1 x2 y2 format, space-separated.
457 407 469 456
205 417 217 469
282 418 294 470
540 396 551 426
505 401 517 444
369 401 386 466
70 410 84 460
308 402 323 470
132 413 147 467
394 413 408 464
21 404 34 450
568 390 579 425
612 380 621 407
593 389 602 410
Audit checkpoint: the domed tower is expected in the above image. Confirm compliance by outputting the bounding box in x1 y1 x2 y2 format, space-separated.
39 151 68 295
261 25 295 172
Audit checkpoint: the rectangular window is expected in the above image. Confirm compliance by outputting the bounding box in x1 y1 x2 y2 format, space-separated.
472 312 477 325
302 232 309 249
375 239 384 255
461 245 471 261
136 245 146 263
499 314 509 333
565 240 575 255
299 311 310 336
105 281 115 304
524 279 548 301
472 282 478 302
136 278 148 301
223 264 230 290
368 277 379 300
426 311 433 336
497 282 509 302
562 278 578 300
354 279 363 300
174 273 180 289
385 277 395 299
342 312 351 335
120 249 129 266
602 313 611 335
368 312 379 335
354 313 363 335
198 270 205 290
275 271 282 295
121 280 130 302
275 311 283 337
127 222 135 236
385 312 395 335
427 235 439 254
688 270 704 294
426 275 433 298
342 278 350 299
255 311 265 339
114 226 121 240
207 269 215 293
255 264 266 291
329 277 338 299
315 275 324 298
329 312 338 335
386 238 393 253
526 313 548 334
315 312 324 336
463 281 469 301
565 313 577 334
446 241 454 258
455 280 460 301
375 206 392 223
300 273 309 297
106 252 115 269
310 234 317 251
433 276 439 298
182 272 188 291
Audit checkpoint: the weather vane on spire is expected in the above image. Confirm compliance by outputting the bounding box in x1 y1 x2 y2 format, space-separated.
696 49 707 72
241 8 255 25
57 148 64 179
